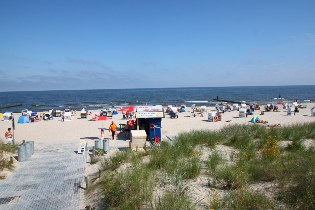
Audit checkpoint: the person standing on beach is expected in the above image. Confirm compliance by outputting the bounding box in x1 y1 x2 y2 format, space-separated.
109 121 117 140
5 128 13 144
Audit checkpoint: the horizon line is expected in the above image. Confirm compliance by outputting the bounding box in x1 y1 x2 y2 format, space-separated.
0 84 314 93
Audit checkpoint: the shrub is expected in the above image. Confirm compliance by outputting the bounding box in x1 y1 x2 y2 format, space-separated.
260 136 280 160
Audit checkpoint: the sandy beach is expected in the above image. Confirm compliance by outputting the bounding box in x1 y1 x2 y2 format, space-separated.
1 103 315 148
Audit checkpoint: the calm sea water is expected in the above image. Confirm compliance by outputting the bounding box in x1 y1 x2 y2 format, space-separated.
0 86 314 113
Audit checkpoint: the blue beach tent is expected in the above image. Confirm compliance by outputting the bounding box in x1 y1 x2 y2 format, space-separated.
18 115 30 124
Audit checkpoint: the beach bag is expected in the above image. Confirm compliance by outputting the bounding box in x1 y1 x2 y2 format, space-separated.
115 131 118 136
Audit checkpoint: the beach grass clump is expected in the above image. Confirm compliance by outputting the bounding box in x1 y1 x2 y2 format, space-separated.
175 157 201 180
276 148 315 209
148 143 200 180
0 157 15 175
148 142 176 171
177 130 222 148
220 125 256 149
245 158 279 182
280 122 315 140
220 188 275 209
100 165 155 209
156 190 193 210
207 150 222 174
101 150 134 171
0 142 18 153
0 143 18 177
215 163 250 189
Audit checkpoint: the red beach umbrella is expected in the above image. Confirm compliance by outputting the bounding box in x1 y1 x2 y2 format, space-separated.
97 116 110 121
97 115 111 128
118 106 136 112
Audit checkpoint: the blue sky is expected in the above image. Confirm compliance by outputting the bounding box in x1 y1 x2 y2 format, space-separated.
0 0 314 91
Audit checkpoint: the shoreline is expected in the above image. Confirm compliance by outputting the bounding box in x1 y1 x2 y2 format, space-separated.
1 99 313 114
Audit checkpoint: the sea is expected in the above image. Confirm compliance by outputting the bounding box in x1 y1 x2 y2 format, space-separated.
0 85 314 113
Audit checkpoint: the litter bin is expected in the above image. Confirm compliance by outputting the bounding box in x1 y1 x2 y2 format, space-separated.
25 141 32 158
102 138 110 152
94 139 103 149
29 141 34 155
18 143 27 162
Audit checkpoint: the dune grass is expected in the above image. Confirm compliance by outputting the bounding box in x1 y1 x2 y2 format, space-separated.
156 190 193 210
91 122 315 209
100 165 155 210
0 142 18 179
220 188 275 209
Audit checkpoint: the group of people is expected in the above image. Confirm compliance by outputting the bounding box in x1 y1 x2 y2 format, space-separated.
265 104 279 112
106 120 135 140
122 111 133 120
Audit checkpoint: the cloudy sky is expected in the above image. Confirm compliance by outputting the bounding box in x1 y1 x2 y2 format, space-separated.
0 0 314 91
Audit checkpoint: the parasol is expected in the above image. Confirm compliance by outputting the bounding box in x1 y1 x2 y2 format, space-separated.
118 106 136 112
96 115 111 128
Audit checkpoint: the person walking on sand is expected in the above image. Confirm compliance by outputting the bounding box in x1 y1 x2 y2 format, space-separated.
109 121 117 140
5 128 13 144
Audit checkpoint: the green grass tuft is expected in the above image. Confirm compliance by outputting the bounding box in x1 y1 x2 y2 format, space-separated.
221 188 275 209
101 165 155 209
156 190 193 210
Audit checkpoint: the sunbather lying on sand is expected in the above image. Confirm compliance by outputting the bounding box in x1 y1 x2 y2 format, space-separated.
267 124 281 128
256 120 268 124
